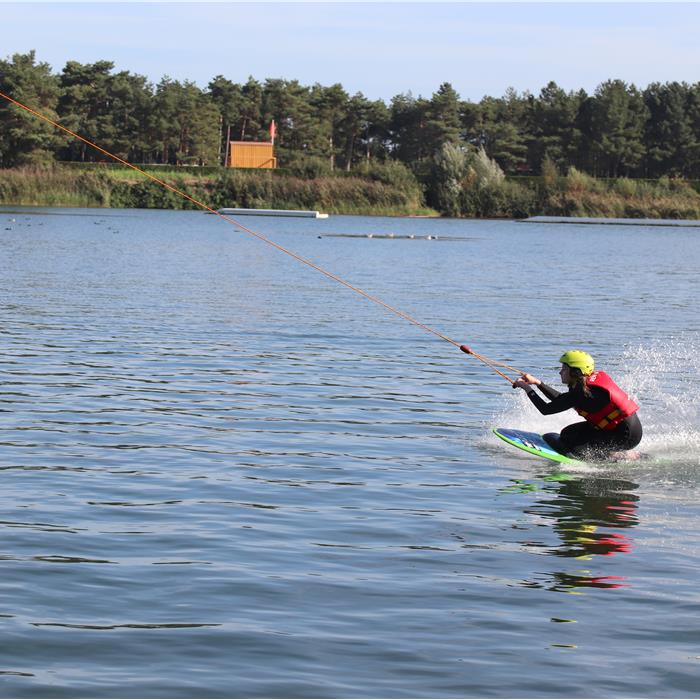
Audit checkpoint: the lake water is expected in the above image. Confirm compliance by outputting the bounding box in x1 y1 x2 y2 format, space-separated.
1 206 699 698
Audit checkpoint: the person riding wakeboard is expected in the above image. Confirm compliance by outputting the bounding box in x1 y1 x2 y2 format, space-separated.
512 350 642 460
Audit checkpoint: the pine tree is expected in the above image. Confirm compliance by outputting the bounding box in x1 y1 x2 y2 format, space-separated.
426 82 462 149
0 50 64 166
643 82 694 177
590 80 647 177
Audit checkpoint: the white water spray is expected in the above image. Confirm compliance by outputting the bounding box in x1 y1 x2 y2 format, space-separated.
619 338 700 463
492 336 700 467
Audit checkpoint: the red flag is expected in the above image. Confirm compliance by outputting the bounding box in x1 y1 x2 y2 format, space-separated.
269 120 276 144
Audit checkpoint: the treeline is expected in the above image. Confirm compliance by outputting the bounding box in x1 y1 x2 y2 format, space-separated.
4 50 700 180
4 50 700 218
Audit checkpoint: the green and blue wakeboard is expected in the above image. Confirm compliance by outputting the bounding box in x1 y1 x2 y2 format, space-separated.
493 428 584 465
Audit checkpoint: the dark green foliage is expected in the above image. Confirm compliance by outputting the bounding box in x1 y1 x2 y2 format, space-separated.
151 78 220 166
428 143 468 217
587 80 648 177
5 49 700 216
528 81 584 171
425 83 462 149
354 159 420 192
643 82 698 177
0 51 65 166
283 155 334 179
389 93 431 166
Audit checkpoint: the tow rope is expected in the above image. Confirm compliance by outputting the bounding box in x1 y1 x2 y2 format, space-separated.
0 90 525 384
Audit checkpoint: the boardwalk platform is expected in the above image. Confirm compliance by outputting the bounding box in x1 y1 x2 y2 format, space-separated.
520 215 700 228
217 208 328 219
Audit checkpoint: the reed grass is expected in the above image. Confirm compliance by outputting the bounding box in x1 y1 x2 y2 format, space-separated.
3 165 700 219
0 165 430 216
541 168 700 219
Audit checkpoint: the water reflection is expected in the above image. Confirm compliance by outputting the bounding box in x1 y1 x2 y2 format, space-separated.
512 472 639 593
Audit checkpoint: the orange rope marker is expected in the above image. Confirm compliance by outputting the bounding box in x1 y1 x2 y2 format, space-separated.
0 90 525 384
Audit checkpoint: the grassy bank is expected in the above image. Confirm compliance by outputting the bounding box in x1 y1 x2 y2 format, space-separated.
2 164 700 220
533 169 700 220
0 165 435 217
458 169 700 219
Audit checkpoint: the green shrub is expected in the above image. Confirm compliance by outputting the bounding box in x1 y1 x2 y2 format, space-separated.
283 156 333 179
4 163 700 220
566 167 600 194
613 177 638 198
541 155 561 192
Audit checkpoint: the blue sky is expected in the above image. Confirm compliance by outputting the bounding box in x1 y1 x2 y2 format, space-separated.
4 2 700 102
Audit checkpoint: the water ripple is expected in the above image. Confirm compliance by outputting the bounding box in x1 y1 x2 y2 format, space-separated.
1 209 699 697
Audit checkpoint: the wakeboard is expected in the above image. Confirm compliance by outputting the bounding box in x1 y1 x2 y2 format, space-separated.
493 427 584 465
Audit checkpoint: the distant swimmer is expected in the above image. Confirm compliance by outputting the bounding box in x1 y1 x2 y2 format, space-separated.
512 350 642 460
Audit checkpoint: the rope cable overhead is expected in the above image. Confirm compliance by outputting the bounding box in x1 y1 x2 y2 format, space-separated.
0 89 526 384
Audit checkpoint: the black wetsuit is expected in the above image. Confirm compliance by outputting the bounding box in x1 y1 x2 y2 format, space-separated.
524 382 642 457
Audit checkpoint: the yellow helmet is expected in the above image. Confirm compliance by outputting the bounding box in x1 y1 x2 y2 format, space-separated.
559 349 595 375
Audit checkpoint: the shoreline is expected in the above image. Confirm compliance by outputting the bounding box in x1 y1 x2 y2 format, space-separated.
3 166 700 221
520 215 700 228
5 204 700 229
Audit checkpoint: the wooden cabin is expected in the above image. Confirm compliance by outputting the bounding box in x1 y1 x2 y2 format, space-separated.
228 141 276 169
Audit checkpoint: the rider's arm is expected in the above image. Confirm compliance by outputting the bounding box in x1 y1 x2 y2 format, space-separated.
522 387 576 415
537 383 561 401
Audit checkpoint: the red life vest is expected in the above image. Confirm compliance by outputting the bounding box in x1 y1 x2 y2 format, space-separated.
575 371 639 431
